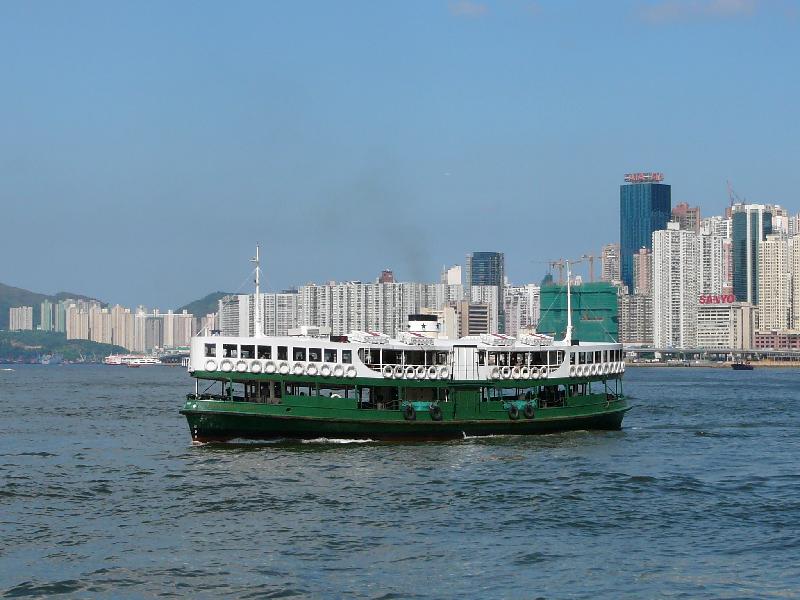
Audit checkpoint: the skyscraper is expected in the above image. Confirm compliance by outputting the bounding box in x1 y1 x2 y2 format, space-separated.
620 172 671 293
653 222 700 348
600 243 621 283
731 204 773 304
465 252 505 332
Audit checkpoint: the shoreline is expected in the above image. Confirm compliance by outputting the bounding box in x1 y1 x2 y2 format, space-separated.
626 361 800 369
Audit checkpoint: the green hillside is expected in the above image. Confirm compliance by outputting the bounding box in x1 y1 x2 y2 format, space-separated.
176 291 230 317
0 330 125 363
0 282 102 330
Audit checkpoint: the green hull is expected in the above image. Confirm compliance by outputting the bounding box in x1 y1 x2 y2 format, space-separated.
181 396 629 442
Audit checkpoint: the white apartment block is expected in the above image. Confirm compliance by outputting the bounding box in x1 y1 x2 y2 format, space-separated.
699 234 724 296
9 306 33 331
618 294 653 346
653 222 701 348
600 243 621 283
504 284 540 336
758 234 792 331
696 302 756 349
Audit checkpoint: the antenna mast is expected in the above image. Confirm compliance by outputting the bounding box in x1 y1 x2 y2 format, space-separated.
564 259 573 345
251 244 262 337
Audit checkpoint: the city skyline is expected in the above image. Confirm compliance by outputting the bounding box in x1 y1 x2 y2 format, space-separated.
2 2 799 308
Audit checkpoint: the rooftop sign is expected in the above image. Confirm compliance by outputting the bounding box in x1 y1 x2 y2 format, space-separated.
699 294 735 305
624 172 664 183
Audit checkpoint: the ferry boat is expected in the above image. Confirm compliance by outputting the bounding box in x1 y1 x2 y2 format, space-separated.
180 248 629 442
104 354 162 366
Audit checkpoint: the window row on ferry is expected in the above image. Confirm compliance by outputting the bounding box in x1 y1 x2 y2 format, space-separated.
572 349 623 365
205 343 352 364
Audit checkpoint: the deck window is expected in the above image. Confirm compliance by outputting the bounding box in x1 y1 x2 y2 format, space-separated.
293 347 307 361
318 384 352 398
308 347 322 362
257 345 271 359
240 345 255 359
382 349 400 364
512 352 526 366
278 346 288 360
286 383 312 396
204 344 216 358
404 350 424 365
223 344 238 358
342 350 352 364
324 349 337 363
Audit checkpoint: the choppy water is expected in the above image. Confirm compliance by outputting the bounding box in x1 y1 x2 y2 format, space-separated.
1 365 799 598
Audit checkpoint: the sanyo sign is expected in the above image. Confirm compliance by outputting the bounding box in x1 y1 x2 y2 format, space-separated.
699 294 736 305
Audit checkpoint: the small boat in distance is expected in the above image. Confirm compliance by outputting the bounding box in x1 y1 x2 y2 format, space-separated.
731 361 754 370
104 354 161 367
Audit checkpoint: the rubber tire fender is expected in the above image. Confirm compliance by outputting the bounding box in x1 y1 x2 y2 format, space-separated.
429 404 443 421
508 405 520 420
403 404 416 421
523 403 535 419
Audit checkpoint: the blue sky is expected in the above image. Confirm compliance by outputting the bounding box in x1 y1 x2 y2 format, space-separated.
1 0 798 308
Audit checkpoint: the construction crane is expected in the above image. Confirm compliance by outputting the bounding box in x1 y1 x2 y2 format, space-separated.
727 180 746 207
581 253 596 283
549 259 565 285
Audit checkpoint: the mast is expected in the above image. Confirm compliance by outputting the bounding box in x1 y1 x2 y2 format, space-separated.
251 244 262 338
564 259 573 345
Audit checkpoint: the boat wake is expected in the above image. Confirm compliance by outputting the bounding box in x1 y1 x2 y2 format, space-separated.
300 437 376 444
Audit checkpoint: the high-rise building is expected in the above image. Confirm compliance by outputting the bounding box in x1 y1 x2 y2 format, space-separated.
672 202 701 232
697 300 756 349
732 204 773 304
465 252 505 332
653 222 700 348
40 300 54 331
699 234 724 296
620 172 671 293
441 265 462 286
9 306 33 331
503 284 540 336
378 269 395 284
758 234 792 331
632 248 653 296
600 243 621 283
618 293 653 346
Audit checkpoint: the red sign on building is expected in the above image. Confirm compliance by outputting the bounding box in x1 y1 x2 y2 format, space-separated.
699 294 735 305
624 172 665 183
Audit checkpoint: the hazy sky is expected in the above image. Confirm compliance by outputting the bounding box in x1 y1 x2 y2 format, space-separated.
2 0 799 308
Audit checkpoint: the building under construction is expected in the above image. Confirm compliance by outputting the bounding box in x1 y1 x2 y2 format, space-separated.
537 282 618 343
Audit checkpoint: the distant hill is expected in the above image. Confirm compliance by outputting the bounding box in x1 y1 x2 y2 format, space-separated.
0 282 102 330
176 291 230 317
0 330 125 363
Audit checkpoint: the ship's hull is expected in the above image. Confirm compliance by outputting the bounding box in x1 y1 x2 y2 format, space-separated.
181 398 629 442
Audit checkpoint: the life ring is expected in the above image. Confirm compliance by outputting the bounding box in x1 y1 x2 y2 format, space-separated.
620 363 625 373
332 364 344 377
569 366 576 377
236 360 248 373
429 404 443 421
508 405 520 420
511 366 521 379
402 404 416 421
591 364 598 376
416 365 427 379
320 364 332 377
292 363 304 376
523 403 535 419
520 366 530 379
427 365 438 379
490 367 501 379
538 367 548 379
439 366 450 379
279 362 290 375
382 365 394 378
250 361 262 374
532 369 540 380
205 359 217 372
220 360 233 373
404 366 416 379
501 366 512 379
265 361 276 374
393 365 403 379
345 365 357 378
306 364 318 377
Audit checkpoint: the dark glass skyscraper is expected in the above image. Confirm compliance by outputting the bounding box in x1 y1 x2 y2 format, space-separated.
465 251 505 332
732 204 772 304
620 179 671 293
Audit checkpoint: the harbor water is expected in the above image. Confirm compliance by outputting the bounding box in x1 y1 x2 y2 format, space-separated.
1 365 798 598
